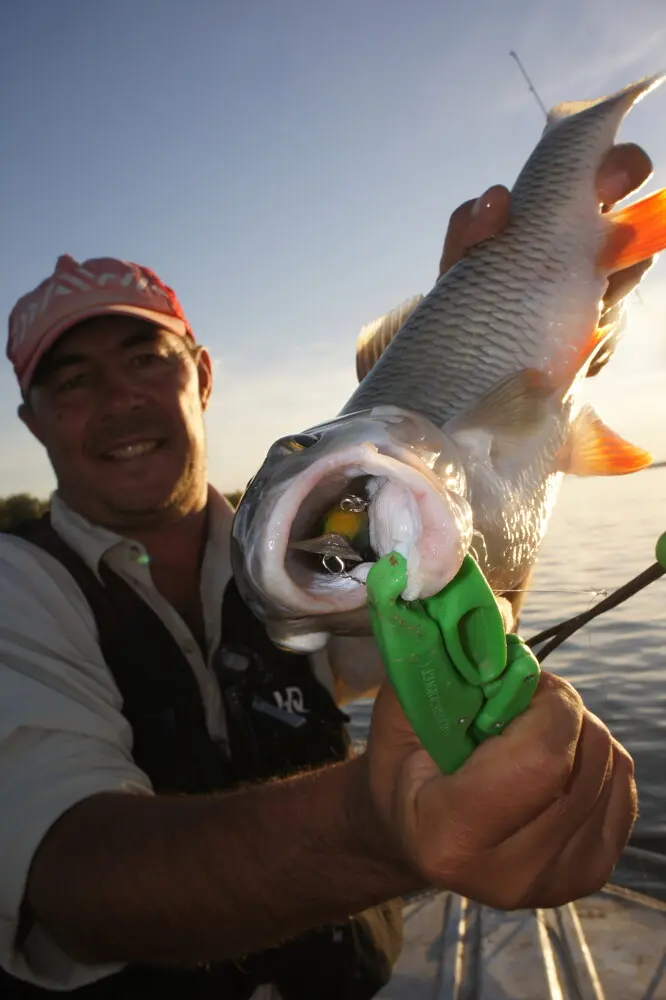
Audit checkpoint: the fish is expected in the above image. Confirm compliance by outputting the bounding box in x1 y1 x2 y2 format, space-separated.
230 73 666 654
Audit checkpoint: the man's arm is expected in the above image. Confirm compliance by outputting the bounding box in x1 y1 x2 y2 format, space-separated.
26 754 412 967
27 668 637 973
0 537 409 974
2 536 636 977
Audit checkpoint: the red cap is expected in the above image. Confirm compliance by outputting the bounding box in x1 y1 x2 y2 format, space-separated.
7 254 194 392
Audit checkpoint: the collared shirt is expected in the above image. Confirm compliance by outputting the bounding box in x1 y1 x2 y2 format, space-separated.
0 487 383 994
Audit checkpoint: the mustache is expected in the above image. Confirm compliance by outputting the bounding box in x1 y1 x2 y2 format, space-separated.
88 414 172 455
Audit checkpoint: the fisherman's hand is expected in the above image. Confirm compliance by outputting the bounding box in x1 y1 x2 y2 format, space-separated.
439 143 655 374
363 671 637 909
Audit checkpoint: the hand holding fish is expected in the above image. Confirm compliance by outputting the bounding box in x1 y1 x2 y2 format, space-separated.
362 670 636 908
439 141 655 378
439 141 653 271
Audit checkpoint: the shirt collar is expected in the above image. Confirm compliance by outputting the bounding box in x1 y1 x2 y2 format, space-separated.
49 486 235 584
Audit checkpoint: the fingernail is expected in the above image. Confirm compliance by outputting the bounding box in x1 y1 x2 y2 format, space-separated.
471 189 492 218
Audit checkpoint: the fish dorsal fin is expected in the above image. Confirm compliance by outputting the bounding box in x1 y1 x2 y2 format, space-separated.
556 404 652 476
355 294 424 382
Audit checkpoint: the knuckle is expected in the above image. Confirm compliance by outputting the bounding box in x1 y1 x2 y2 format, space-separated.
448 199 475 230
612 738 635 778
539 670 583 708
577 852 619 899
527 744 575 796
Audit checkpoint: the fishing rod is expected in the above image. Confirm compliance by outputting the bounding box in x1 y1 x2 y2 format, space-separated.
527 532 666 661
509 50 548 119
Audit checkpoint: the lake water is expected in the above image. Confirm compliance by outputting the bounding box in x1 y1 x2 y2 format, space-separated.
347 465 666 847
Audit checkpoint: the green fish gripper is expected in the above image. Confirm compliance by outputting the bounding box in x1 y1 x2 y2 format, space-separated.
366 552 541 775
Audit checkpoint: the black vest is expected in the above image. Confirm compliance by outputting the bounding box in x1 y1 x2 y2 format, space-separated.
0 516 402 998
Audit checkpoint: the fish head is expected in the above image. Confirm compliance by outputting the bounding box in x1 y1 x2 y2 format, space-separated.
230 405 473 652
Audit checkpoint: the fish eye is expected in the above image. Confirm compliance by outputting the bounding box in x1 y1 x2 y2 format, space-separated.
291 433 321 448
273 432 321 454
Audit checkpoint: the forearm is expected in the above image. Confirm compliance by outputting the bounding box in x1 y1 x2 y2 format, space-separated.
26 754 419 967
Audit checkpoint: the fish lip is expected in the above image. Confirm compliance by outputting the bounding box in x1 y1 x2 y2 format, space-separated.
253 441 469 618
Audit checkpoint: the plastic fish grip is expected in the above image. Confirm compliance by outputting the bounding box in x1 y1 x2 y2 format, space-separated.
366 552 540 775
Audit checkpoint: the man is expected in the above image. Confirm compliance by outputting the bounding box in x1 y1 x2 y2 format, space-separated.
0 142 651 997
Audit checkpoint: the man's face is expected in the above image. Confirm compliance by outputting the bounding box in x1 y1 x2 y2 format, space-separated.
19 315 213 529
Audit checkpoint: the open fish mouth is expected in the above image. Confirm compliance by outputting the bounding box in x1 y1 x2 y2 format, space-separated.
261 441 474 617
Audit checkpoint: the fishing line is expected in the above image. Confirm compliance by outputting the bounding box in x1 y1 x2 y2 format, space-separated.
502 588 609 598
527 560 665 662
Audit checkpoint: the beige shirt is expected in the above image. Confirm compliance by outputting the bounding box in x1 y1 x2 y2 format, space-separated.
0 487 383 993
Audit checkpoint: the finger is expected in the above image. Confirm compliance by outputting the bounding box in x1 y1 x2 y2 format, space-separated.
439 186 510 275
602 258 655 311
433 673 584 850
586 320 622 378
413 705 614 906
494 595 514 632
597 143 653 208
499 566 535 631
587 256 655 379
484 709 614 882
527 740 636 907
595 739 637 866
369 679 426 756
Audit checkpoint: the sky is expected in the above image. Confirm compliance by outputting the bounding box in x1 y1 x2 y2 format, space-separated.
1 0 666 497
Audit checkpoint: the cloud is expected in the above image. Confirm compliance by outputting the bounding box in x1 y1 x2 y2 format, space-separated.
205 344 357 493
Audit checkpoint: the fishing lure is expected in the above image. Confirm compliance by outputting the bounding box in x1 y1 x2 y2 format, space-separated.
290 492 371 575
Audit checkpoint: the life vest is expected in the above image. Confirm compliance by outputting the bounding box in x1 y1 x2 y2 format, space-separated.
0 515 403 999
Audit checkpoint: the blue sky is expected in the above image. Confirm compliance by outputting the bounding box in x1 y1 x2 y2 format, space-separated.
2 0 666 496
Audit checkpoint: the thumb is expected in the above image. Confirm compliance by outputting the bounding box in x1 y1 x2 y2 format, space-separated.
369 679 424 755
439 185 510 275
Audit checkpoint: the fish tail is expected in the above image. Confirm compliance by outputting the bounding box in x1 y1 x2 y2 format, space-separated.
545 73 664 133
598 188 666 272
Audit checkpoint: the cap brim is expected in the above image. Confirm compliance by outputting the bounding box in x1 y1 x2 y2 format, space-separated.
19 304 191 393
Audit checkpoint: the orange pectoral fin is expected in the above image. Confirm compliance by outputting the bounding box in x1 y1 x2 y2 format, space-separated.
597 188 666 272
557 405 653 477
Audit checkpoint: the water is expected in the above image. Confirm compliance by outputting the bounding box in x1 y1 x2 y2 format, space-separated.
347 466 666 844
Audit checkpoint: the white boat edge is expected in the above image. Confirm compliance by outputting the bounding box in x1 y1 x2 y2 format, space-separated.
378 844 666 999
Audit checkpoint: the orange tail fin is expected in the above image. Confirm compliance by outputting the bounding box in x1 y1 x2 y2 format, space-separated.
598 188 666 272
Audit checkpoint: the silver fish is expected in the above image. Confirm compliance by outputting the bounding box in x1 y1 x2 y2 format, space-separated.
231 74 666 653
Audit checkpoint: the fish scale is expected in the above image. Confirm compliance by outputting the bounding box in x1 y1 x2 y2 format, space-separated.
230 73 666 653
343 206 594 428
